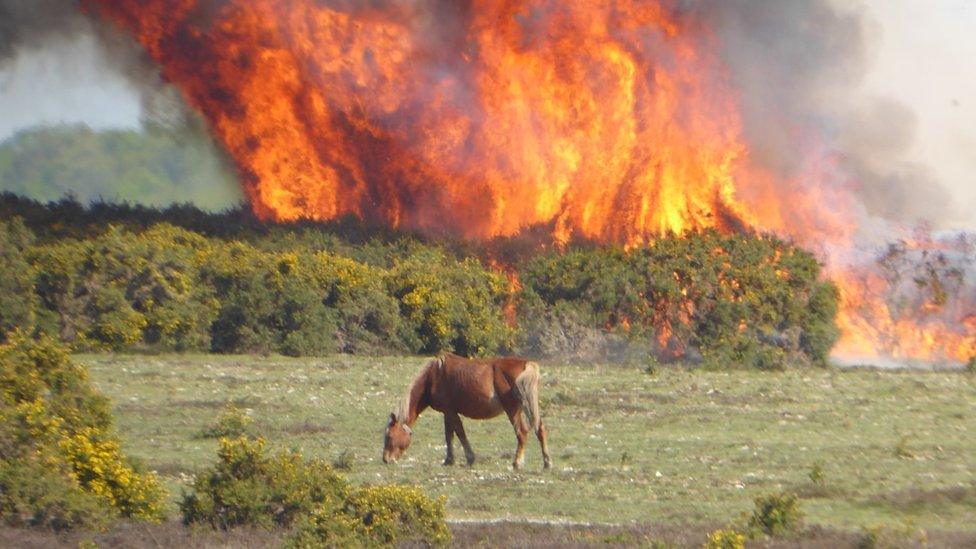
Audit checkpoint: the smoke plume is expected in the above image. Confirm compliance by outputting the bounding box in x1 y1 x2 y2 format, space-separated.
0 0 194 130
693 0 955 231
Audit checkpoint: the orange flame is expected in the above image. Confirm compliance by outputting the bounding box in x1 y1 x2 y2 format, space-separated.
84 0 974 364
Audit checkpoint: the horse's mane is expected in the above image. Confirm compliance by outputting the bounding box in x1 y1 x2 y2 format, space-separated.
394 356 441 423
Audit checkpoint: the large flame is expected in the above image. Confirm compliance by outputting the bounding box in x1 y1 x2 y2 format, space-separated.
83 0 974 364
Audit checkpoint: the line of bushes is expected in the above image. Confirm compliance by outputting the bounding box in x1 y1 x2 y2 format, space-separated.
0 194 839 367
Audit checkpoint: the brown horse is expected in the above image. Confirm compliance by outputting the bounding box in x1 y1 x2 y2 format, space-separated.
382 353 551 470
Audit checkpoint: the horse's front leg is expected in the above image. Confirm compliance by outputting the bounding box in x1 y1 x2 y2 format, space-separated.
505 408 529 470
443 413 457 466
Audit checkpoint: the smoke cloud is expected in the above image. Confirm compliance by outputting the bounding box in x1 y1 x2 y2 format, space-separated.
0 0 196 132
690 0 956 230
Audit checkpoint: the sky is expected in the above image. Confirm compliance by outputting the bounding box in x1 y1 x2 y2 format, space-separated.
0 32 142 138
0 0 973 228
853 0 976 229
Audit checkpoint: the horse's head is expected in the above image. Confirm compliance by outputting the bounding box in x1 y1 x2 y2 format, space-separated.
382 412 412 464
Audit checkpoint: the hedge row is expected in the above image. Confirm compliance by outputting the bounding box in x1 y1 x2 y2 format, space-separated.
0 195 839 367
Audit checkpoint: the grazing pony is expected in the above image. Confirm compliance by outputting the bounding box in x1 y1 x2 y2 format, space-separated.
383 353 551 470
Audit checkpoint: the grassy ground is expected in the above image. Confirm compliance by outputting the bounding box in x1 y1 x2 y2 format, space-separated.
79 354 976 540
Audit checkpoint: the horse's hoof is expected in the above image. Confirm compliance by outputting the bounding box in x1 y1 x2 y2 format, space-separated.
443 458 455 466
543 460 552 470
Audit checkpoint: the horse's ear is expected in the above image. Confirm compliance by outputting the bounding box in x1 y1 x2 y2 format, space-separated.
389 412 397 425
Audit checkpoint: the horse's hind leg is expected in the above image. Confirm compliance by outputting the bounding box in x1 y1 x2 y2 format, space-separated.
443 413 457 465
454 417 476 466
536 420 552 469
506 408 529 470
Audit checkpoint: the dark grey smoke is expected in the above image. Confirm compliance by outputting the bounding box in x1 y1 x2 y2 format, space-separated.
0 0 87 60
0 0 193 129
690 0 956 229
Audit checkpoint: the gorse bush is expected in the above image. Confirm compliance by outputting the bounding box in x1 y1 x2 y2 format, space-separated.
0 332 165 529
180 436 348 529
183 435 449 547
0 457 112 531
0 219 38 341
197 402 253 439
521 230 839 367
286 484 449 548
704 527 746 549
747 492 803 537
31 224 217 352
2 194 841 366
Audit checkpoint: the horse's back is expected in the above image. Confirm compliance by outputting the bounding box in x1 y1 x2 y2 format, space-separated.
435 354 530 419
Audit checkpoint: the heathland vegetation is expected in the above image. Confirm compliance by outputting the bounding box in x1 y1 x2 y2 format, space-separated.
0 192 848 543
2 193 973 546
0 192 839 369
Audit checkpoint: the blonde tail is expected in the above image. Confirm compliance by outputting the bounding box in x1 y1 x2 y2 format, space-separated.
515 362 542 432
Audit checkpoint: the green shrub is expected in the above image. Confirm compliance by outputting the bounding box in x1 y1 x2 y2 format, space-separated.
0 333 165 527
520 230 840 368
747 492 802 537
180 436 348 529
704 527 745 549
389 251 512 356
0 457 111 531
0 218 38 340
198 403 253 439
286 484 449 548
808 461 826 487
310 252 407 354
701 334 788 371
204 247 339 356
31 224 218 352
966 357 975 375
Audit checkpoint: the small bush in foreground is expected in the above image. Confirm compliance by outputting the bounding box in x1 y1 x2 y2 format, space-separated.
184 434 448 547
747 492 802 537
0 458 111 531
0 333 165 529
286 484 448 548
180 436 348 529
704 527 745 549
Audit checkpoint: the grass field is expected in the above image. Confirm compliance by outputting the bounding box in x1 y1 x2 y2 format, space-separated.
78 354 976 543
